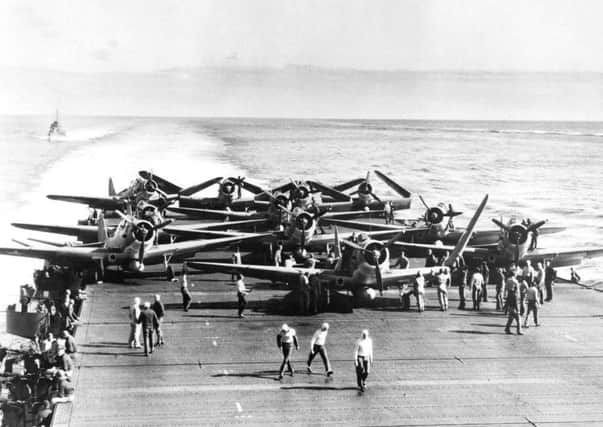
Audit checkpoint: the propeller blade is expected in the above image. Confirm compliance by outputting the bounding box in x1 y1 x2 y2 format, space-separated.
340 238 366 252
138 241 145 263
115 210 133 222
375 263 384 296
446 204 463 217
492 218 511 231
370 192 382 203
527 219 547 232
374 170 412 198
365 171 371 184
418 195 430 210
277 204 294 215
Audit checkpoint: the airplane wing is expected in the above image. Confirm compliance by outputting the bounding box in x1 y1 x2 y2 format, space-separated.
47 194 125 210
320 218 410 231
394 241 490 255
143 234 270 263
12 223 99 242
237 179 266 195
164 219 268 234
167 207 260 220
380 266 443 286
322 210 387 220
177 177 223 197
186 261 326 283
333 178 365 192
524 247 603 267
374 170 412 198
307 181 352 202
0 245 102 265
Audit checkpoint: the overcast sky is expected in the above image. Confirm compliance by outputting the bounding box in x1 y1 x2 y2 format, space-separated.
2 0 602 72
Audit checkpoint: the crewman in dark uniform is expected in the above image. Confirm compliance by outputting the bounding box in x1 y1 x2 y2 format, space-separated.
570 267 581 283
425 249 438 268
152 294 165 346
180 273 192 312
480 261 490 302
494 267 505 310
137 301 159 356
544 260 556 301
393 251 409 269
453 265 468 310
504 273 522 335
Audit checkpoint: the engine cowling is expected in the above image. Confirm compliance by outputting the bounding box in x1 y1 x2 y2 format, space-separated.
221 180 236 195
425 206 445 224
132 221 155 243
508 224 529 245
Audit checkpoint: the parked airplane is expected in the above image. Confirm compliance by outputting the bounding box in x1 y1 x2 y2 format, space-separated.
0 211 266 281
396 216 603 268
322 195 565 256
46 172 200 213
186 195 488 304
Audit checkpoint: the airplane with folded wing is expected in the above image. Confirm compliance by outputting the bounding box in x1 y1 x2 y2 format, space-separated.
186 195 489 306
322 194 565 256
396 216 603 268
0 210 267 282
47 172 207 213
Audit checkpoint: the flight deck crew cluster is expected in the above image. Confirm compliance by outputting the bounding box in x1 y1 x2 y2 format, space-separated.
275 322 371 391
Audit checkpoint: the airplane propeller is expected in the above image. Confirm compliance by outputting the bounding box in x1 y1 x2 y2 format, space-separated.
419 196 463 225
340 238 387 296
491 217 547 259
290 179 311 201
232 176 246 199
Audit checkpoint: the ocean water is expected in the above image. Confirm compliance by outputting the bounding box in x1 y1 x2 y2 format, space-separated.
1 115 602 307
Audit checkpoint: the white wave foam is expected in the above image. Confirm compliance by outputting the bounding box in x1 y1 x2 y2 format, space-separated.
0 119 247 306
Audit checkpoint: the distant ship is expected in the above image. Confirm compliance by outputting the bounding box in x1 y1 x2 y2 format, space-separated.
48 109 66 141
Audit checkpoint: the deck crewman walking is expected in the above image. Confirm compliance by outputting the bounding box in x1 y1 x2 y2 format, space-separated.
354 329 373 392
307 322 333 376
236 274 249 318
277 324 299 380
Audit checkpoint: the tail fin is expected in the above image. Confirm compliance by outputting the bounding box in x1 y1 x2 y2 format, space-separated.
108 178 116 197
444 194 488 267
97 212 107 242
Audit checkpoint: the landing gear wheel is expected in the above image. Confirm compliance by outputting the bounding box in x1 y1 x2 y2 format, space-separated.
166 265 175 281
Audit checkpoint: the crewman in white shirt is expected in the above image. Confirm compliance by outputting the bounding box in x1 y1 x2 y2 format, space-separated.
307 323 333 376
354 329 373 392
277 324 299 380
